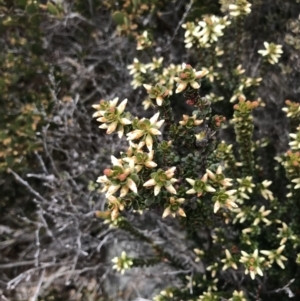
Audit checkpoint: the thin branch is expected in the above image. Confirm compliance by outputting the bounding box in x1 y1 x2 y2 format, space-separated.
8 169 49 204
29 269 45 301
162 0 194 52
0 261 36 269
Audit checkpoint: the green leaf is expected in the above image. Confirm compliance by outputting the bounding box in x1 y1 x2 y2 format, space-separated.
112 11 127 26
47 2 59 16
5 156 14 166
145 197 155 206
17 0 28 7
132 0 139 9
26 3 38 15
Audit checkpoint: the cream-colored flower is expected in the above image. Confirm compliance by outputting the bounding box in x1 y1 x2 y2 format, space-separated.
221 249 238 270
239 249 265 280
127 58 147 75
206 262 219 278
142 98 154 110
201 66 218 83
107 195 125 220
242 76 262 87
206 166 233 188
146 56 164 71
260 180 274 201
102 156 138 197
230 85 246 103
195 15 229 45
229 290 247 301
233 208 248 224
96 175 112 193
258 42 283 64
182 21 200 48
179 114 203 127
229 0 252 17
277 222 297 245
126 113 164 151
260 245 288 269
153 290 173 301
237 176 255 193
253 206 272 226
282 100 300 118
292 177 300 189
186 174 216 197
93 98 131 138
143 167 178 196
212 189 238 213
136 30 152 50
143 83 169 106
174 63 208 93
123 150 157 173
289 128 300 150
205 93 224 103
198 291 218 301
162 197 186 218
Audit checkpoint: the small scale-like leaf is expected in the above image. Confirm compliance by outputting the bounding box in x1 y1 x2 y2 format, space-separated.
145 197 155 206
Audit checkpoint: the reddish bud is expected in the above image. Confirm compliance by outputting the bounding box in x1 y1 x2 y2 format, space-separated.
180 73 188 79
118 174 127 181
186 99 196 106
286 150 292 156
104 168 113 176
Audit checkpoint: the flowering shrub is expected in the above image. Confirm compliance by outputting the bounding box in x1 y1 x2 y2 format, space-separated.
92 1 300 300
93 62 300 298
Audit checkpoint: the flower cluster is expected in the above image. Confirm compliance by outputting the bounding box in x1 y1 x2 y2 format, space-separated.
289 127 300 150
174 63 208 93
229 0 252 17
182 15 230 49
97 155 138 197
127 58 147 88
111 251 133 274
236 176 255 201
282 99 300 119
196 15 230 46
182 21 203 49
127 113 164 151
92 98 131 138
136 30 152 50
